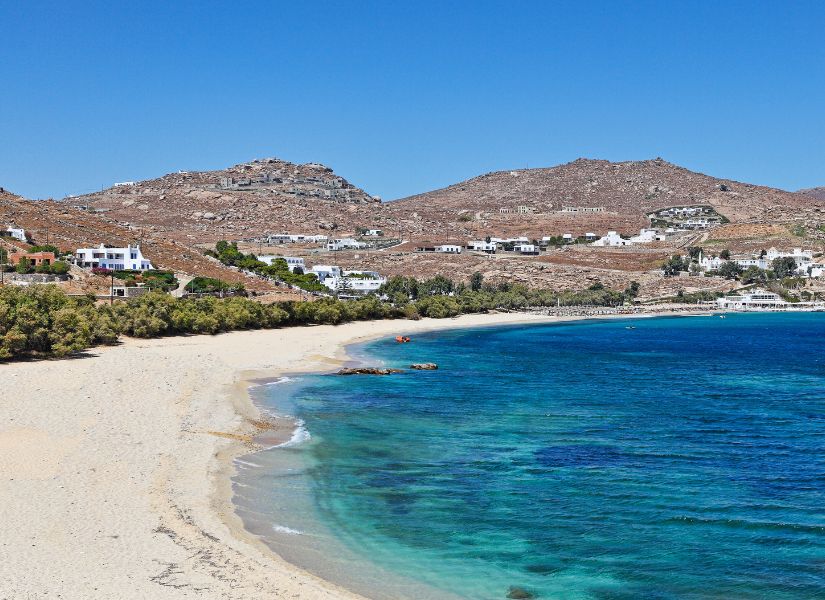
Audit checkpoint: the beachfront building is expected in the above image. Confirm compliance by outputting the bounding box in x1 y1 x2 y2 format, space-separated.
75 244 153 271
258 255 305 272
3 226 26 242
327 238 367 251
591 231 628 247
716 290 789 310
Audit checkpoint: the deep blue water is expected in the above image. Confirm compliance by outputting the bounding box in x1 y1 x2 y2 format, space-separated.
234 313 825 599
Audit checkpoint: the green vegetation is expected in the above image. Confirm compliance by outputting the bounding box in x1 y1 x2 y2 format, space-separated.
11 258 71 276
0 286 119 359
0 271 642 361
207 241 327 293
112 269 179 291
662 255 690 277
28 244 61 255
184 276 245 295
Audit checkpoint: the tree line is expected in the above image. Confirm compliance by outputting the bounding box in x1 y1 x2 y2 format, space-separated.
0 273 639 361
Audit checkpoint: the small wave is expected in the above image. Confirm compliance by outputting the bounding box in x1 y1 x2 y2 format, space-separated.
667 515 825 534
272 524 302 535
235 458 264 468
265 376 296 386
249 376 296 389
274 419 311 448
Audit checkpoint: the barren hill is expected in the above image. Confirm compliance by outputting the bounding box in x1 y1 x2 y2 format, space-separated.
799 187 825 201
387 158 824 239
69 158 393 244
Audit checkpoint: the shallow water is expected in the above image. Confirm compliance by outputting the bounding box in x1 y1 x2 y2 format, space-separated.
234 313 825 599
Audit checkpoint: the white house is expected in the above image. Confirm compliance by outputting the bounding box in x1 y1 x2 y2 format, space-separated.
514 243 538 255
339 270 386 294
364 229 384 237
699 253 726 271
3 226 26 242
75 244 153 271
731 248 814 274
308 265 385 294
628 228 661 244
259 255 305 272
591 231 628 247
767 247 813 272
327 238 367 251
435 244 462 254
585 232 597 242
562 234 574 244
267 233 329 244
808 262 825 278
468 240 497 253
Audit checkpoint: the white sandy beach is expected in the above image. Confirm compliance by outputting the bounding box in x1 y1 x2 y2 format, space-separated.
0 312 564 599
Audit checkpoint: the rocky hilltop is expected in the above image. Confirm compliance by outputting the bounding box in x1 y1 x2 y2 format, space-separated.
69 158 388 244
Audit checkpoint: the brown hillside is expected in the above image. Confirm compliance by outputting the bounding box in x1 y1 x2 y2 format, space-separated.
0 187 295 296
388 158 825 239
69 158 392 244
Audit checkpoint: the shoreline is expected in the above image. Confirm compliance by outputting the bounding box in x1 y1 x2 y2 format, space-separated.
0 311 568 599
0 308 718 599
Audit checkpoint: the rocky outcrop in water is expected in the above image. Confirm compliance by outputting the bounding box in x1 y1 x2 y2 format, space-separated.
336 367 404 376
506 587 535 599
410 363 438 370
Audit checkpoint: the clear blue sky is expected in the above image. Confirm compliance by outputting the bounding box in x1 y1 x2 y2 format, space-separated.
1 0 823 200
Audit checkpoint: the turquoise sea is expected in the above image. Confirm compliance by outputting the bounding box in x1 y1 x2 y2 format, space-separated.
233 313 825 599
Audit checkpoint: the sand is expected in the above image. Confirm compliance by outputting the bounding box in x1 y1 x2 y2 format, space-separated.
0 312 563 599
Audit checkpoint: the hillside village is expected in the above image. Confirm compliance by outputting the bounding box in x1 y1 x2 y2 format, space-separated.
2 156 825 308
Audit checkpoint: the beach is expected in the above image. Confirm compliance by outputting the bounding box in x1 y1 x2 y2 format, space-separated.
0 311 561 599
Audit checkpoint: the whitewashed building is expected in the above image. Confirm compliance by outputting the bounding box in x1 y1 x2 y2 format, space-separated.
699 253 726 271
468 240 497 253
591 231 628 247
3 226 26 242
716 290 788 310
259 255 305 272
364 229 384 237
514 243 538 255
435 244 462 254
628 228 663 244
308 265 385 294
327 238 367 251
75 244 153 271
267 233 329 244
